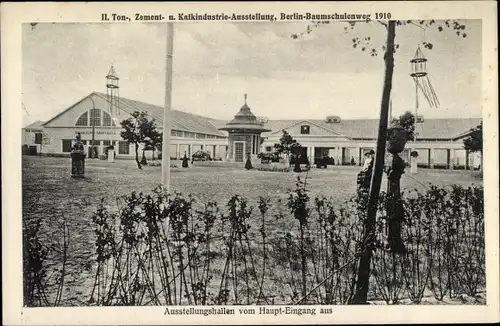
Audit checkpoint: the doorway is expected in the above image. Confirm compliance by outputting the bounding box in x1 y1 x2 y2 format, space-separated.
234 142 244 162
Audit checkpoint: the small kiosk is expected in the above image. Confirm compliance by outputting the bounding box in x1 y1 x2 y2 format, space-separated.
218 94 270 163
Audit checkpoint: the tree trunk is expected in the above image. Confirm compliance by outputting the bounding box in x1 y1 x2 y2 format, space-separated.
387 153 406 254
135 143 142 169
349 20 396 304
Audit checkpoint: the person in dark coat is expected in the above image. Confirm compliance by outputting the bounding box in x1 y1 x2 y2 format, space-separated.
357 150 375 192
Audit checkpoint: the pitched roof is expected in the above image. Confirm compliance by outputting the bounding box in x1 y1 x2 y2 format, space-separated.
257 118 482 140
452 123 481 141
268 120 344 137
219 102 271 132
92 92 225 136
41 91 481 140
23 120 45 130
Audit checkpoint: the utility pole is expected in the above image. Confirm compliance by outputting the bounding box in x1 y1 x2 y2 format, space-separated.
350 20 396 304
161 22 174 190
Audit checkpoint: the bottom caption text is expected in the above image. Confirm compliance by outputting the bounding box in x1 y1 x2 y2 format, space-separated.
164 306 334 317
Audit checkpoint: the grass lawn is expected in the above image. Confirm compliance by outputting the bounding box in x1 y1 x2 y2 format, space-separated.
23 155 483 207
22 155 483 306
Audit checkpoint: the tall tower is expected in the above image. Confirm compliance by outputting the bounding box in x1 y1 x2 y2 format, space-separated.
106 65 120 124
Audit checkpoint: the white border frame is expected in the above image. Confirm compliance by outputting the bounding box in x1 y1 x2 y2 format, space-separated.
2 1 498 325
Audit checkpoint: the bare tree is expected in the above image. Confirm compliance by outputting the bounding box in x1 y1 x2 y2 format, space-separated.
292 19 468 304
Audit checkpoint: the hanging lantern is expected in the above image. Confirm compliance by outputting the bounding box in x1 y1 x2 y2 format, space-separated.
410 47 428 78
410 47 440 108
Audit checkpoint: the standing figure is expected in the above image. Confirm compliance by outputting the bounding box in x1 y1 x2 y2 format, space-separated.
357 150 375 193
245 152 253 170
182 152 189 168
293 154 302 173
71 133 85 178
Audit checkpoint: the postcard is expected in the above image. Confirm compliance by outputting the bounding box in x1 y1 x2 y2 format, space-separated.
1 1 498 325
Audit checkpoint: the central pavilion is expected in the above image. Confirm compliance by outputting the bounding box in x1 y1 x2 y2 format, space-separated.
218 94 271 162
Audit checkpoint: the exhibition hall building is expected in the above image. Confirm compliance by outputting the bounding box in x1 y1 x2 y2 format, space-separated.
23 90 481 170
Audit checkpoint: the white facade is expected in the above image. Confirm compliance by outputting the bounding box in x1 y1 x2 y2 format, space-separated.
261 120 482 170
22 93 481 170
25 93 228 160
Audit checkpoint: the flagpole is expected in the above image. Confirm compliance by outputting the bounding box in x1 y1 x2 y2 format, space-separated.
411 78 418 173
161 22 174 190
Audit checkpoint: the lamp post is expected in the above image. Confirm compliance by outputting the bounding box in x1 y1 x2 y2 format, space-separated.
161 22 174 190
89 96 96 159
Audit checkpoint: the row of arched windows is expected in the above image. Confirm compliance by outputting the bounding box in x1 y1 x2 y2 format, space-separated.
76 109 115 127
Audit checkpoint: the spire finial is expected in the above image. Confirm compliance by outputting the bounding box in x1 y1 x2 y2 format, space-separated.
108 65 117 78
244 93 247 104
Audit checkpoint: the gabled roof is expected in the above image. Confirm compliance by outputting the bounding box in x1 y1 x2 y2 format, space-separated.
256 118 481 140
268 119 346 137
40 91 481 141
93 92 224 136
43 92 225 136
23 120 45 130
42 94 97 126
452 125 481 141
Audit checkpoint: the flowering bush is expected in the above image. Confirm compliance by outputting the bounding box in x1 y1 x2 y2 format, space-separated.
192 150 211 161
257 152 280 163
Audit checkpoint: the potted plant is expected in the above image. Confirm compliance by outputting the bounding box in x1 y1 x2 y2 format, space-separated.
387 111 415 154
387 122 408 154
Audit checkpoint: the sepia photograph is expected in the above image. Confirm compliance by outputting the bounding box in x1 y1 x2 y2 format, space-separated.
2 1 499 325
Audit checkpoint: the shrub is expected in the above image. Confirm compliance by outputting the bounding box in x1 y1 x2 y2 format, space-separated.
23 213 70 306
255 165 290 173
389 111 416 141
29 182 484 306
257 152 280 163
192 150 211 161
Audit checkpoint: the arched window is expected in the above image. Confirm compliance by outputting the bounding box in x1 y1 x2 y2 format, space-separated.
103 112 114 126
76 112 88 126
75 109 115 127
90 109 101 126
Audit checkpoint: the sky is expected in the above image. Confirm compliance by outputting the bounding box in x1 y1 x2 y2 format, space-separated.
22 20 482 127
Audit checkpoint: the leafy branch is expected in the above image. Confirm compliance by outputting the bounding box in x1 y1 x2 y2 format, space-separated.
291 19 468 56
